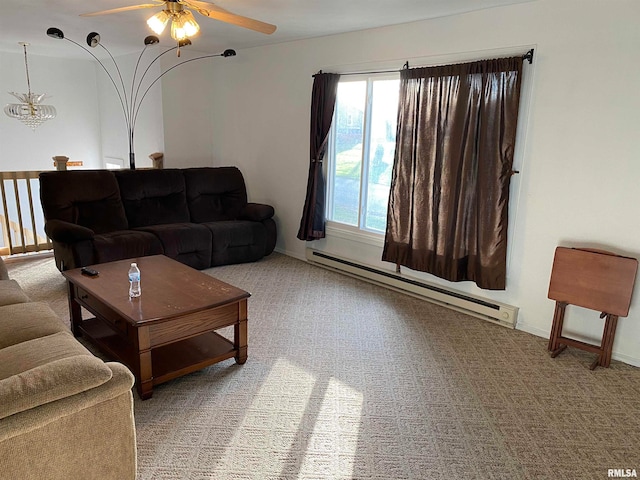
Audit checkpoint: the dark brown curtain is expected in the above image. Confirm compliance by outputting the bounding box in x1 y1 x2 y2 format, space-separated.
382 57 523 290
297 73 340 241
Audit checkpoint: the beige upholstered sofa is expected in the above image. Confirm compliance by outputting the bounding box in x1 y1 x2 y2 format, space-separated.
0 257 137 479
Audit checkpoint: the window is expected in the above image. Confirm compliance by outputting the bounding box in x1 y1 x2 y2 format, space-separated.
326 76 400 233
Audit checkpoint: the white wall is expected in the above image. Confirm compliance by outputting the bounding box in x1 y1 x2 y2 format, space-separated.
0 51 102 170
160 49 216 168
168 0 640 366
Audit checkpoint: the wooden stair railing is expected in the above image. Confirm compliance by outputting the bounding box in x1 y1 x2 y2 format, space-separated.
0 170 52 256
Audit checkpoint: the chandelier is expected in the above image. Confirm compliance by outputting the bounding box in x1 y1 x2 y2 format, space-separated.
4 42 57 130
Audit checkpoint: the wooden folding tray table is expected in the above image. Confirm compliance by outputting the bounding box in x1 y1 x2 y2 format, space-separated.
547 247 637 369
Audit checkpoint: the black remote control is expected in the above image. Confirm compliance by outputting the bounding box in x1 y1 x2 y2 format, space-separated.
81 267 99 277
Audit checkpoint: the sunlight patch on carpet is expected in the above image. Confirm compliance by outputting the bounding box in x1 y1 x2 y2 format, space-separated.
216 357 315 475
298 377 363 478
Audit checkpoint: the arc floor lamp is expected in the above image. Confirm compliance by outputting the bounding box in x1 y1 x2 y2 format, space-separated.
47 27 236 169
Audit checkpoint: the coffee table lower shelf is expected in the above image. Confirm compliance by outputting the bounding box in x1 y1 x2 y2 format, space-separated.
79 318 238 395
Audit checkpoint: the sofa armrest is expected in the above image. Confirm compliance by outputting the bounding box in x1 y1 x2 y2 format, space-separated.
0 361 134 446
0 355 114 420
0 361 136 480
239 203 275 222
45 219 95 243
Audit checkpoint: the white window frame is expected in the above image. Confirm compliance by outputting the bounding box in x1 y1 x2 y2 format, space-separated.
325 73 399 236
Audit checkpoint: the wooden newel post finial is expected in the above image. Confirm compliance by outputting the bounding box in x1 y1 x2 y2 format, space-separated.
149 152 164 169
53 156 69 171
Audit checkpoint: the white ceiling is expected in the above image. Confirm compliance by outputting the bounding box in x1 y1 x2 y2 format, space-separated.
0 0 535 59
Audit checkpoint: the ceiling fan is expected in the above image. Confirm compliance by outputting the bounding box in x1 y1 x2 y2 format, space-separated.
80 0 277 43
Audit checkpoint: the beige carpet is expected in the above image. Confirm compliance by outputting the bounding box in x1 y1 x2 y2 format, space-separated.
8 253 640 480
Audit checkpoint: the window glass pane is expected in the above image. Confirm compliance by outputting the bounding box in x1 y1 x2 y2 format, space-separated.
331 81 366 226
365 79 399 232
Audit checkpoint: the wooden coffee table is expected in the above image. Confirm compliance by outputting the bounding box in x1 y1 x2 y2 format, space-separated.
62 255 250 399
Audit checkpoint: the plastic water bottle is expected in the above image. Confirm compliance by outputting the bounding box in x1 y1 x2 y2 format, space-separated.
128 262 141 298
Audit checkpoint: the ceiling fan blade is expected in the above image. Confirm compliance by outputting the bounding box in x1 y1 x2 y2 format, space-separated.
80 4 161 17
181 0 277 34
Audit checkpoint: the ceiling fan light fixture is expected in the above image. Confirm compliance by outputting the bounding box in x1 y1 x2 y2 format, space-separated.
147 10 170 35
181 10 200 37
169 10 200 42
170 19 187 41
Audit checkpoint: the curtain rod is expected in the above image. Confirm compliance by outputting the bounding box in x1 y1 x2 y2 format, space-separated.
313 49 534 77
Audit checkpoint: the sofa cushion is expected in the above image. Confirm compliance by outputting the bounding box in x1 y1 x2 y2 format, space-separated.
0 331 92 381
115 169 190 227
204 220 266 266
0 355 114 420
136 223 212 270
0 302 68 349
93 230 164 264
184 167 248 223
0 280 31 307
39 170 128 234
75 200 127 234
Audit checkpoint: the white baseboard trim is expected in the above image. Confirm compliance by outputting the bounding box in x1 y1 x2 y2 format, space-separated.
611 351 640 368
3 251 54 264
515 321 549 339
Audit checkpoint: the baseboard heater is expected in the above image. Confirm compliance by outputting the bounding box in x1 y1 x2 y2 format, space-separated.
306 249 517 328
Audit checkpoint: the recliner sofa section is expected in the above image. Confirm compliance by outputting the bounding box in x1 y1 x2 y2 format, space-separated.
39 167 276 271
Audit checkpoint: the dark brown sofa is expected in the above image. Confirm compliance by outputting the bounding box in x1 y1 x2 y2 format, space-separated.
39 167 276 271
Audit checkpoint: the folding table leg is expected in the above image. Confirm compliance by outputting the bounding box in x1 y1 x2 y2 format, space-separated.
599 314 618 368
548 302 567 354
